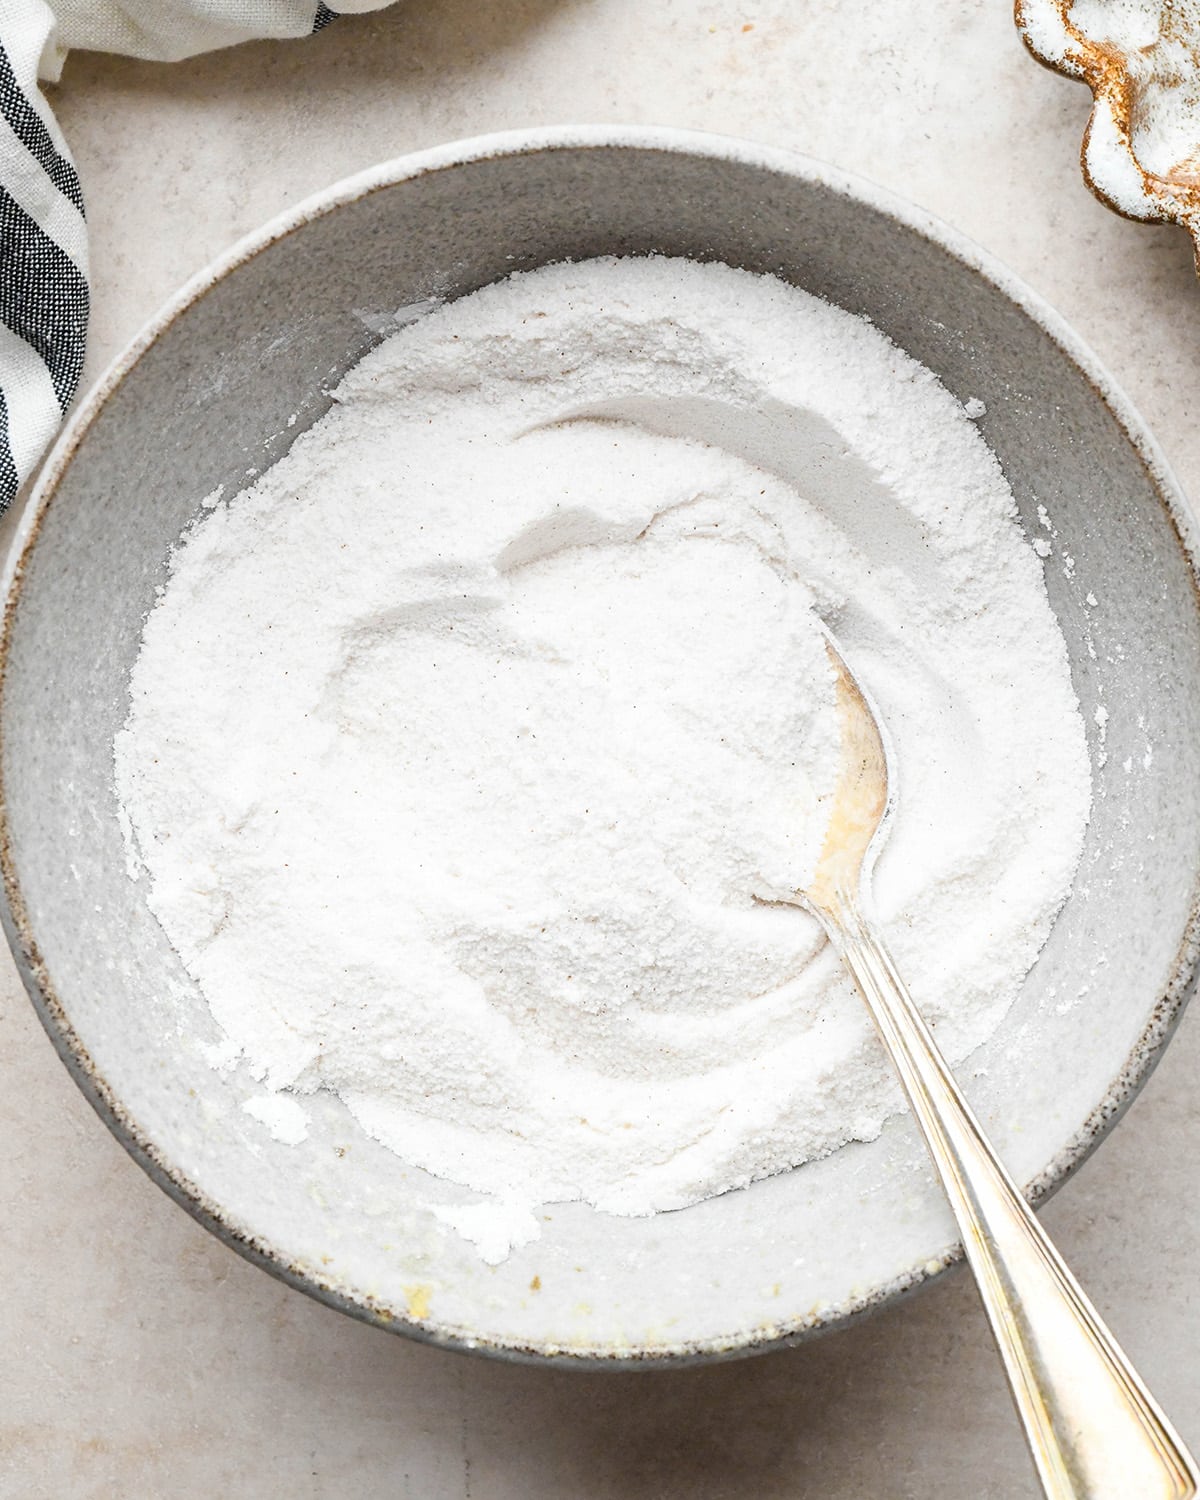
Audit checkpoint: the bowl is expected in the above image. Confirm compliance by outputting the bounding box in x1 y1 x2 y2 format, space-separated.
1017 0 1200 266
3 126 1199 1365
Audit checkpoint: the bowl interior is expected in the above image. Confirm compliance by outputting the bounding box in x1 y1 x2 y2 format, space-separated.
4 135 1199 1362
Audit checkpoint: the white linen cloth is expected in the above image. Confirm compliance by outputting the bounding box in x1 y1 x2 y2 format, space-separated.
0 0 393 505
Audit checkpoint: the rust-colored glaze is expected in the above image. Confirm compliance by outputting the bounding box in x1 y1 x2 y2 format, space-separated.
1016 0 1200 264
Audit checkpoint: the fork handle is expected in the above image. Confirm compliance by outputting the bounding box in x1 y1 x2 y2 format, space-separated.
827 898 1197 1500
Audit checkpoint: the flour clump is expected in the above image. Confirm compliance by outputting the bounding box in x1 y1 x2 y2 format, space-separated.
114 257 1091 1264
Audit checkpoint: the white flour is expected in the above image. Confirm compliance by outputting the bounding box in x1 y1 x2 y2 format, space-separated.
114 257 1091 1263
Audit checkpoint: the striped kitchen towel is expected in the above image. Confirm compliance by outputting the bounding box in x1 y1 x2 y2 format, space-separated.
0 0 393 509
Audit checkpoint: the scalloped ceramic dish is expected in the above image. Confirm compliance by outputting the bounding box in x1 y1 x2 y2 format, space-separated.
1018 0 1200 261
3 127 1200 1365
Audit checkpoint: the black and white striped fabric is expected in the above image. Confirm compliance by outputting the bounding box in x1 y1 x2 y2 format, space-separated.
0 0 391 509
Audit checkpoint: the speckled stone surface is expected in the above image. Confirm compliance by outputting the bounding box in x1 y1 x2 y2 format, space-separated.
2 3 1199 1495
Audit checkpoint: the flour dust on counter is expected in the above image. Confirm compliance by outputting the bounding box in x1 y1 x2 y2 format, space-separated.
114 257 1091 1265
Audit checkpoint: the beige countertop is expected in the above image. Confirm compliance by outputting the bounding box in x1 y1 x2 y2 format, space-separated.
3 4 1199 1495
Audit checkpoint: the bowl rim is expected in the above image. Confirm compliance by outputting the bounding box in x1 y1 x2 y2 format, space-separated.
3 123 1198 1368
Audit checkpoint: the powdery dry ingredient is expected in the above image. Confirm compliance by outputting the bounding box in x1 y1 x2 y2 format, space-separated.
115 257 1091 1264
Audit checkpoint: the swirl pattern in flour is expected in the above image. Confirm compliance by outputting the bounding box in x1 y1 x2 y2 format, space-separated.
114 257 1091 1263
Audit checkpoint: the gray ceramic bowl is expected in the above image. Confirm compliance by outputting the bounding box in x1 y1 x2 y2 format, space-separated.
3 127 1198 1365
